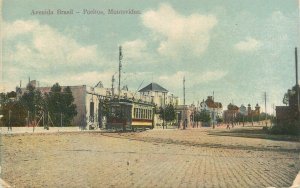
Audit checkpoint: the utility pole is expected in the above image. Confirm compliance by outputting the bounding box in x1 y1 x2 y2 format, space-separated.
264 92 267 121
61 113 63 127
295 47 300 118
118 46 123 99
183 76 186 130
163 92 166 129
27 111 30 127
212 91 215 129
183 76 185 106
43 111 45 128
112 74 115 99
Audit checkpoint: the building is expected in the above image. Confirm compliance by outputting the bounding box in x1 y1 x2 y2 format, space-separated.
223 103 239 123
276 48 299 123
199 96 223 125
247 103 260 117
239 105 247 116
175 104 196 128
276 85 299 122
138 82 180 127
17 80 154 129
138 82 179 107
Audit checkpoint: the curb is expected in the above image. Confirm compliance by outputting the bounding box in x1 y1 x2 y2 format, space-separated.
291 171 300 188
0 178 11 188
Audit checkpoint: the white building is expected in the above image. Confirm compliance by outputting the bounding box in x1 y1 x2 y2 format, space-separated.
239 104 247 116
138 82 180 127
199 96 223 125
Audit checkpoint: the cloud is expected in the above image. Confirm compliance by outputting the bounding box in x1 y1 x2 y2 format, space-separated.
2 19 114 91
4 19 101 69
235 37 262 52
38 71 115 88
3 20 40 39
141 4 217 58
158 70 227 90
198 70 228 82
122 39 147 60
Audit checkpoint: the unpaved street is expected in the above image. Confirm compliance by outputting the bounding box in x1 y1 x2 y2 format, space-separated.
1 127 299 187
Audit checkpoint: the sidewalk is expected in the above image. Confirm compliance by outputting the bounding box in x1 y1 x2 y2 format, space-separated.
0 178 11 188
291 171 300 188
0 126 99 135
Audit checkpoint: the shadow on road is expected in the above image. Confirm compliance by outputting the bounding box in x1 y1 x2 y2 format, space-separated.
208 127 300 142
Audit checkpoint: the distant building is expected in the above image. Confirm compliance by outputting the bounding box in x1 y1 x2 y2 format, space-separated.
223 103 239 123
199 96 223 125
138 82 179 107
175 104 196 128
138 82 180 127
247 103 260 117
239 104 247 116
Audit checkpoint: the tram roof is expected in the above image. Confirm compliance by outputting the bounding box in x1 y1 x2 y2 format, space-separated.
138 82 168 93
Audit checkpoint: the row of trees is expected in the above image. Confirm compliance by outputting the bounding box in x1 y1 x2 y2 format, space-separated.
0 83 77 127
234 112 273 123
157 104 216 128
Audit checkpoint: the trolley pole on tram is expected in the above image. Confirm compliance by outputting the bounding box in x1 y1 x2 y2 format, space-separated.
118 46 122 99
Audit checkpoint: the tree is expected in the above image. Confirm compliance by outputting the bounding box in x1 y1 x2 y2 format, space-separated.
1 100 27 127
45 83 77 126
216 116 223 124
194 111 201 127
61 86 77 125
283 92 290 106
198 110 211 126
159 104 176 127
1 92 26 127
20 84 44 124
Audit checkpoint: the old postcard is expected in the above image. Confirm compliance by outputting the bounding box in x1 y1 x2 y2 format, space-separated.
0 0 300 187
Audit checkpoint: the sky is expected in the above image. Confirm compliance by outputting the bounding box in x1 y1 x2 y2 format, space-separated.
1 0 300 114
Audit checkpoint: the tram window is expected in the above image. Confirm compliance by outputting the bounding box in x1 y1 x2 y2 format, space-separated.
147 109 149 119
133 108 136 118
135 108 137 118
141 109 144 119
146 109 148 119
142 109 144 119
138 108 140 119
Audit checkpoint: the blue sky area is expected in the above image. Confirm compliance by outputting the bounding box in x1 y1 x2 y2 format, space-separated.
1 0 300 113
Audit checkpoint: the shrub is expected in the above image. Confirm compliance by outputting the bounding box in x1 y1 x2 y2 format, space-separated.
269 120 300 136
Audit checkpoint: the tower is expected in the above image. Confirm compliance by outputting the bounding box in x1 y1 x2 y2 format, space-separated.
255 103 260 115
247 104 251 116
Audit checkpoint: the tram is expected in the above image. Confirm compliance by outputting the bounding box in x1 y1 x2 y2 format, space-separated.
106 98 154 131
